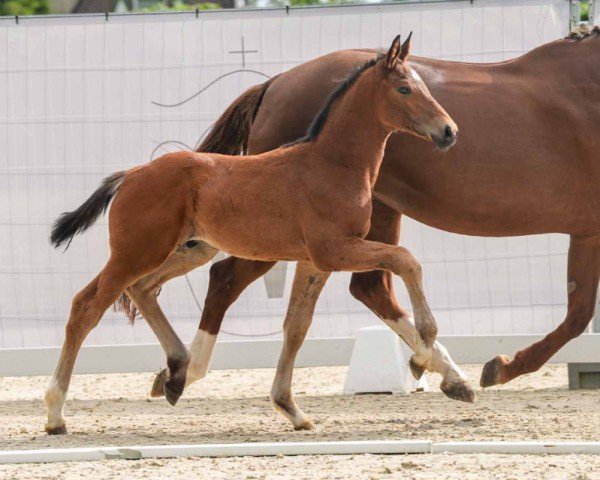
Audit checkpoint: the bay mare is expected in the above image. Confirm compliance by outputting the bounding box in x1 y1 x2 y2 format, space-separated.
145 30 599 413
45 36 459 434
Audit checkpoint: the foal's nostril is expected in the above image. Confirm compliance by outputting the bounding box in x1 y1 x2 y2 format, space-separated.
444 125 454 139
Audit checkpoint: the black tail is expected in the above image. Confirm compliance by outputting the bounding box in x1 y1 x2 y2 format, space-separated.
196 78 273 155
50 171 126 249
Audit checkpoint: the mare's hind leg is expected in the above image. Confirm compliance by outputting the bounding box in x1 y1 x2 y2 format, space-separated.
124 241 218 405
271 262 330 430
349 202 474 402
481 234 600 387
151 257 276 396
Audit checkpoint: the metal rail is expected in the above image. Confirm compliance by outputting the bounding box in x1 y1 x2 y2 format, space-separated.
1 0 554 25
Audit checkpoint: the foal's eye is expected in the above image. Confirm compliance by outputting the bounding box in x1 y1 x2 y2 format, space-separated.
398 86 411 95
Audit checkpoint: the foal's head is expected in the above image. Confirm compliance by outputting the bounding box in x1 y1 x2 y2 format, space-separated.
375 34 458 150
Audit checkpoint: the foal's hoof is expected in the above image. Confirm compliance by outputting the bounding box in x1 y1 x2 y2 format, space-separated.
151 369 167 398
45 424 68 435
480 355 509 388
440 380 476 403
164 379 185 406
409 355 426 380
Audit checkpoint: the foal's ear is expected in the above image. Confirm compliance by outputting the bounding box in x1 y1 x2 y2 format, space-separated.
399 31 413 62
385 35 402 70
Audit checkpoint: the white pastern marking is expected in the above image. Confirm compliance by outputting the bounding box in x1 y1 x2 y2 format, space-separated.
186 330 217 384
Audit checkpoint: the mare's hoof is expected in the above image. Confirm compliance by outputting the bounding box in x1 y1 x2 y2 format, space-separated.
409 355 425 380
151 369 168 398
440 380 476 403
45 424 68 435
293 419 314 431
480 355 509 388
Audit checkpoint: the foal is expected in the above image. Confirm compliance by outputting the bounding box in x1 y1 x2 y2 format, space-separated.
45 35 457 434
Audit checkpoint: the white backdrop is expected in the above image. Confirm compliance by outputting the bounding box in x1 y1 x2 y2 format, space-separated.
0 0 572 349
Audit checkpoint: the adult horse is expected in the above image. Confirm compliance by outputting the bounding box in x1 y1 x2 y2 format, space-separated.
145 30 598 419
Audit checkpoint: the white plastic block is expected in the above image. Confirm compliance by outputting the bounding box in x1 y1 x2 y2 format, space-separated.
343 326 429 395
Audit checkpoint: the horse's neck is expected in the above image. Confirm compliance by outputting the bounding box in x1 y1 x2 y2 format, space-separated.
312 72 391 182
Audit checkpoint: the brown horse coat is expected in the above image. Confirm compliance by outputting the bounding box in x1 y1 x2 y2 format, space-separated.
146 30 599 410
45 36 459 434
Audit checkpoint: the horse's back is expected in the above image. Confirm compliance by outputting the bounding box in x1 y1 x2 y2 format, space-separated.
249 45 600 236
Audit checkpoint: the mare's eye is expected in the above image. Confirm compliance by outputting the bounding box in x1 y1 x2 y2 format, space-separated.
398 86 411 95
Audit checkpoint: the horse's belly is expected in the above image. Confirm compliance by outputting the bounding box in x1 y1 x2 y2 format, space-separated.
375 176 597 237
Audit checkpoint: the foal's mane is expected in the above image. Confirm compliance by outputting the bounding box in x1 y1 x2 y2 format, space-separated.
289 54 383 145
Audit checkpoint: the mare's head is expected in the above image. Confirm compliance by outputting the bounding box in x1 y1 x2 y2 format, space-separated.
375 34 458 150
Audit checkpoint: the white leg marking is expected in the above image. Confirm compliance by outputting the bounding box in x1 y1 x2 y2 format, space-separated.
185 330 217 386
45 379 67 430
382 315 468 383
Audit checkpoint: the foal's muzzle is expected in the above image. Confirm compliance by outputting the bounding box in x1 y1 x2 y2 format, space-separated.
432 124 458 150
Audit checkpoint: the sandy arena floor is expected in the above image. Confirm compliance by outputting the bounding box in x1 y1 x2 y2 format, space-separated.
0 364 599 479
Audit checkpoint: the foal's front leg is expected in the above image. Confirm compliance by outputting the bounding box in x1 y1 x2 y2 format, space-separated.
349 201 474 401
271 262 330 430
308 236 437 373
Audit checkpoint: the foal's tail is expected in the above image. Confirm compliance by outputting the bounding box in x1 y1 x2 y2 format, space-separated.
50 171 126 249
196 78 273 155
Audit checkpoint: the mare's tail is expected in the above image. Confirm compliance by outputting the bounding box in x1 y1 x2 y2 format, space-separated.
196 79 273 155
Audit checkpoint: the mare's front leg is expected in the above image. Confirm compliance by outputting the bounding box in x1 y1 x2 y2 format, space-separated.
122 241 218 405
151 257 276 396
271 262 330 430
349 201 474 402
307 234 438 374
481 234 600 387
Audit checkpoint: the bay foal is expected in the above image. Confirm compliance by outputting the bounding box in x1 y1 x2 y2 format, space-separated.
45 35 457 434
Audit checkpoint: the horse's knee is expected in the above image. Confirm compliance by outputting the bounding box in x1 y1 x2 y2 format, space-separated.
393 246 422 277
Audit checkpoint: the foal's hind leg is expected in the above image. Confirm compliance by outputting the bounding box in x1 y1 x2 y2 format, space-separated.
271 262 330 430
124 241 218 405
46 210 183 433
151 257 276 396
481 234 600 387
45 259 165 434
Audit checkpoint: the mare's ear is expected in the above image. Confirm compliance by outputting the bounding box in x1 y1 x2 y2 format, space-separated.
399 31 413 62
385 35 402 70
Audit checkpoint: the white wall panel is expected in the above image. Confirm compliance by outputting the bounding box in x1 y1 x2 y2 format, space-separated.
0 0 571 348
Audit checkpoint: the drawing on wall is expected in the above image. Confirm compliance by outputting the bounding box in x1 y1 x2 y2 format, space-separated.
149 36 289 337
